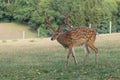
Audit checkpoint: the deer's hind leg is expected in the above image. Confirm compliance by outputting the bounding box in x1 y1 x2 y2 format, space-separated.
83 44 90 65
88 42 98 64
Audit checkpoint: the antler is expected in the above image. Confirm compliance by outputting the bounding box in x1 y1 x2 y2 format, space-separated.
65 12 73 29
45 12 55 31
65 12 69 25
45 12 73 32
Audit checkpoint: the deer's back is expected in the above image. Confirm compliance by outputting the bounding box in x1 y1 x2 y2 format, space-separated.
57 27 96 48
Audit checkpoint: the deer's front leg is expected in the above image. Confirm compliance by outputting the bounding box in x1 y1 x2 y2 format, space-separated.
71 48 78 65
83 44 90 65
66 49 71 65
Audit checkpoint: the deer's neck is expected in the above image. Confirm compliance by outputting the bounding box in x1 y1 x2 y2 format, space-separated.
57 33 64 43
56 33 70 48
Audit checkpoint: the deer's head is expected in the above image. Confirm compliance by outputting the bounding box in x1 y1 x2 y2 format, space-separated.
50 25 63 40
45 12 71 41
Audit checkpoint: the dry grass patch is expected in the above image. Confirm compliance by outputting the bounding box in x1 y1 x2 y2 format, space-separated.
0 23 37 40
96 33 120 48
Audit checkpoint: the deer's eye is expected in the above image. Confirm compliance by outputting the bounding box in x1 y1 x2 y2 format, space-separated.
54 32 59 35
55 33 58 35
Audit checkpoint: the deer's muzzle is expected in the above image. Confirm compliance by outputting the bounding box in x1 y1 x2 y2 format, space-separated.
51 38 54 40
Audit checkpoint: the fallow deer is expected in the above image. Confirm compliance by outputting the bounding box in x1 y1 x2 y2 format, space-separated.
45 12 98 65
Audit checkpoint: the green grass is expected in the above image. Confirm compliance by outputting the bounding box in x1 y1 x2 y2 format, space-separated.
0 33 120 80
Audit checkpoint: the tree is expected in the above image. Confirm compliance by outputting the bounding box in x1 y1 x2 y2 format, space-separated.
99 0 118 33
115 0 120 32
13 0 34 23
0 0 120 36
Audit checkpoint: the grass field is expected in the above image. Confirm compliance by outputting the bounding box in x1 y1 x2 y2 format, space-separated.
0 33 120 80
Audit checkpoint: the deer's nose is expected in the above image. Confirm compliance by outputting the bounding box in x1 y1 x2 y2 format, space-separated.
51 38 54 40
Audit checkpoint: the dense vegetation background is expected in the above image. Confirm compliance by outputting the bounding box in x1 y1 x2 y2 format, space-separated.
0 0 120 36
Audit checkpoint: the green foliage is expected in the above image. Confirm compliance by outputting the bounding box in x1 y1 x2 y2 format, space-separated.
0 0 120 36
13 0 34 23
116 0 120 32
